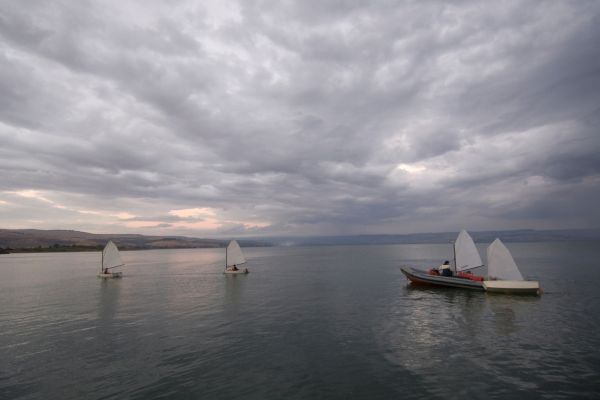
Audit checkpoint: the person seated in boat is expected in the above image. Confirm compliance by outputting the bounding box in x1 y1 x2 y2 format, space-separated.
229 264 239 271
103 268 109 274
438 260 453 277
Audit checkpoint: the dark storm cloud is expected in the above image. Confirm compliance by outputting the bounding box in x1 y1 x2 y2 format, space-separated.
1 0 599 235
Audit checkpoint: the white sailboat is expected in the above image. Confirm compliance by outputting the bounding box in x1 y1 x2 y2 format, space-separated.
98 240 124 278
483 238 540 295
224 240 249 274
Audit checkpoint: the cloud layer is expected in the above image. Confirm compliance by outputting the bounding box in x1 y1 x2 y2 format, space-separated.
1 0 599 236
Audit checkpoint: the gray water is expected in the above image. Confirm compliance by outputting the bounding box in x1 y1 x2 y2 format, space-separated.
1 243 600 399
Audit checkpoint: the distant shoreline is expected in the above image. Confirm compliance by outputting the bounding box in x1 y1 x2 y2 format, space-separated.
0 244 269 254
0 229 272 253
1 245 104 254
2 238 600 254
1 228 599 254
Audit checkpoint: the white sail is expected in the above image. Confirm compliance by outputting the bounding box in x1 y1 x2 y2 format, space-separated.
487 238 523 281
454 229 483 271
102 241 124 271
226 240 246 267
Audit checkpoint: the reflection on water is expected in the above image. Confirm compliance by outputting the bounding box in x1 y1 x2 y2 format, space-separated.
1 243 600 399
98 279 121 322
223 274 248 307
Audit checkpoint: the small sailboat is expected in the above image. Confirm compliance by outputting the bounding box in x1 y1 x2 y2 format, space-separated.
97 240 124 278
483 239 540 295
401 229 485 290
224 240 249 274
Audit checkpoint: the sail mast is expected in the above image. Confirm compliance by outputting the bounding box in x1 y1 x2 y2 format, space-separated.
452 239 457 273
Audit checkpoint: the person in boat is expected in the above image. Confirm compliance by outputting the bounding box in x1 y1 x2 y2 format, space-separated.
103 268 109 274
438 260 453 277
227 264 239 271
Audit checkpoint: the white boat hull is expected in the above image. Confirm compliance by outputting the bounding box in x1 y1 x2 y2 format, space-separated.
97 272 123 279
483 280 540 295
224 269 249 274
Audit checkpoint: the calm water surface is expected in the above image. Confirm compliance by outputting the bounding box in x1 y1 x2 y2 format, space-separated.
2 243 600 399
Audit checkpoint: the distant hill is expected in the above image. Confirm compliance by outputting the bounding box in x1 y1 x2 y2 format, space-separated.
0 229 270 252
260 229 600 246
1 228 598 253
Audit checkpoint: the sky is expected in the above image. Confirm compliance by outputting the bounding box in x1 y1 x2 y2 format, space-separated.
0 0 599 238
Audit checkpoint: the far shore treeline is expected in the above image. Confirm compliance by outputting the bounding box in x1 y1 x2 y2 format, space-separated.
1 228 600 254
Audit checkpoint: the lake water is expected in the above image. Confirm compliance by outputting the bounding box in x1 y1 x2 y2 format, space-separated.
1 243 600 399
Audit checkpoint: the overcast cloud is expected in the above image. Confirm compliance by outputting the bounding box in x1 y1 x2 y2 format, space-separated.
0 0 599 237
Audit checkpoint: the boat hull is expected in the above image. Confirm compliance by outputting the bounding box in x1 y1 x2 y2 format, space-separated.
224 269 249 274
401 267 484 291
97 272 123 279
483 280 540 295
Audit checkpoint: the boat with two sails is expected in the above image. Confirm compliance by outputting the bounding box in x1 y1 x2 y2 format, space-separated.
401 230 540 295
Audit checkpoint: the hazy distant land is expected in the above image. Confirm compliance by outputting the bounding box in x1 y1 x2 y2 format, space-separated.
264 229 600 247
1 228 599 253
0 229 269 253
